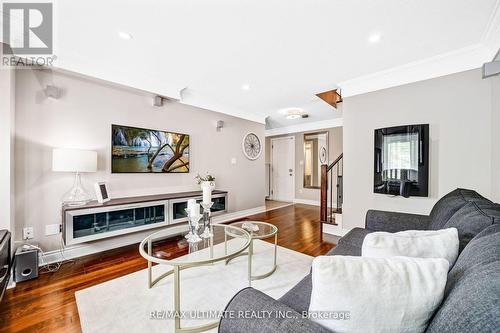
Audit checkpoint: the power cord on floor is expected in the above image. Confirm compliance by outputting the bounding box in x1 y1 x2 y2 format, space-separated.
22 235 75 274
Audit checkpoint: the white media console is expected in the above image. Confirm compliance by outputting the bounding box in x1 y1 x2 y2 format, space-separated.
62 190 228 245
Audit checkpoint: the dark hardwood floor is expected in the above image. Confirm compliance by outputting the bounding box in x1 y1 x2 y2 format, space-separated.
0 204 336 333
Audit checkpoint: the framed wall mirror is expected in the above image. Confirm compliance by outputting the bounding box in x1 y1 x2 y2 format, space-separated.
374 124 429 197
303 131 329 189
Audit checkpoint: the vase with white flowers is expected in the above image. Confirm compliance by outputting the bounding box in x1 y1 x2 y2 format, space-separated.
195 173 216 204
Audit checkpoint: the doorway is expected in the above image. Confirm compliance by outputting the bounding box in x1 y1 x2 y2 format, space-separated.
270 136 295 202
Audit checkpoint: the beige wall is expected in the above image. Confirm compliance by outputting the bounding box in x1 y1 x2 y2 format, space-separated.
14 69 265 251
0 66 15 234
492 75 500 202
342 69 493 230
266 127 343 203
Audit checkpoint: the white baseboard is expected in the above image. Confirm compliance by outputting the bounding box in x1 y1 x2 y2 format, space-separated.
323 224 350 237
293 198 339 208
7 272 15 289
40 205 267 266
264 202 294 212
322 213 350 237
293 198 320 206
212 205 266 223
40 224 189 265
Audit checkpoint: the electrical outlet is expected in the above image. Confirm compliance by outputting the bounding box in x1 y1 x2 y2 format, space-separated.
23 227 34 240
45 224 61 236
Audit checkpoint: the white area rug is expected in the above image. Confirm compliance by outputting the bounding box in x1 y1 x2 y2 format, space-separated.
75 239 313 333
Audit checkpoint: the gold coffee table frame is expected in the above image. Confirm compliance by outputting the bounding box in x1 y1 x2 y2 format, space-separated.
224 221 278 286
139 224 251 333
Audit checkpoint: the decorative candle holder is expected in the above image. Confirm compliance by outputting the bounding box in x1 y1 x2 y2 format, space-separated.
185 208 202 243
200 202 214 239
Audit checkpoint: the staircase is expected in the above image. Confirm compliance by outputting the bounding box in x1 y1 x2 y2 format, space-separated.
320 153 343 228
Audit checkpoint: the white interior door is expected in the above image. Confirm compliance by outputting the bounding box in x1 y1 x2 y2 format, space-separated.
271 137 295 202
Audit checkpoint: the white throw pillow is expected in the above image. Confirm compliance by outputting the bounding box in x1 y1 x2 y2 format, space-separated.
309 256 448 333
362 228 459 267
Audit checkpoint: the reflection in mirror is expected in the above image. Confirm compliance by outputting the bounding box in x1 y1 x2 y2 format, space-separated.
303 132 328 188
374 124 429 197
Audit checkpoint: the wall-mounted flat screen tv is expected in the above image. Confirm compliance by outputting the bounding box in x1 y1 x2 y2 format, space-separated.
112 124 189 173
374 124 429 197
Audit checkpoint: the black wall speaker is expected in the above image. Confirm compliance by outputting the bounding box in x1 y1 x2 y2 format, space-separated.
14 247 38 282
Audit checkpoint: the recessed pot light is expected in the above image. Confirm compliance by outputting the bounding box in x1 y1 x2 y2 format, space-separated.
241 84 250 91
368 33 381 43
118 31 133 40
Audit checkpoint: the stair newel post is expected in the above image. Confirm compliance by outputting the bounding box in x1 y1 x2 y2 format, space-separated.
320 164 328 223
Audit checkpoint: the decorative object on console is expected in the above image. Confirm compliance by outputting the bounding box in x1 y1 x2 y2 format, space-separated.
112 124 189 173
242 132 262 160
374 124 429 197
195 173 216 205
195 173 215 185
52 148 97 206
94 182 110 204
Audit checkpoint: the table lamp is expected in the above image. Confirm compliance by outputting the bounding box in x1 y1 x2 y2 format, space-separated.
52 148 97 206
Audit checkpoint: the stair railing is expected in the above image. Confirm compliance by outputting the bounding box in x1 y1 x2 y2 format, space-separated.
320 153 343 224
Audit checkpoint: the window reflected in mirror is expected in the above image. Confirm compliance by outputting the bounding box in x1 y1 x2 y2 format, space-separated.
374 124 429 197
303 132 328 189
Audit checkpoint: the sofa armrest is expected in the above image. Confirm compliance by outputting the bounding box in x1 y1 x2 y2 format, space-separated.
219 287 332 333
365 210 430 232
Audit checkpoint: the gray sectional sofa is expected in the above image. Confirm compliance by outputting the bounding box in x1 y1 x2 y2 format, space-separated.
219 189 500 333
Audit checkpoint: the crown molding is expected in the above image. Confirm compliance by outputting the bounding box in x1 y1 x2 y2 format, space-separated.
265 117 343 137
482 0 500 60
179 89 266 124
339 0 500 98
339 44 491 98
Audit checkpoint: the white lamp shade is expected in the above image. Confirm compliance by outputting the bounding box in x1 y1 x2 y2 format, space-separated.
52 148 97 172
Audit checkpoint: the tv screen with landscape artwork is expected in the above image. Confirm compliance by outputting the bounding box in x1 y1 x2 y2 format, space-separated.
112 124 190 173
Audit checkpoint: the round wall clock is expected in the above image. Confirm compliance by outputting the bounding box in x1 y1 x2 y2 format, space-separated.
319 147 328 164
242 133 262 160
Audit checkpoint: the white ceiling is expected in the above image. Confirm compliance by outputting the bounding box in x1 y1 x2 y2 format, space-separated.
24 1 500 125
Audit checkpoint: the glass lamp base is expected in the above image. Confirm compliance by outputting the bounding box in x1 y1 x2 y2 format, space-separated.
62 173 93 206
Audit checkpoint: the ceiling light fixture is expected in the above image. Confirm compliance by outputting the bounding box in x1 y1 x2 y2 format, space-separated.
241 84 250 91
118 31 133 40
284 108 305 120
368 33 381 44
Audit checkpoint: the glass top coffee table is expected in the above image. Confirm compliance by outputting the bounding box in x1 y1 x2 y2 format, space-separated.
225 221 278 285
139 224 251 333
